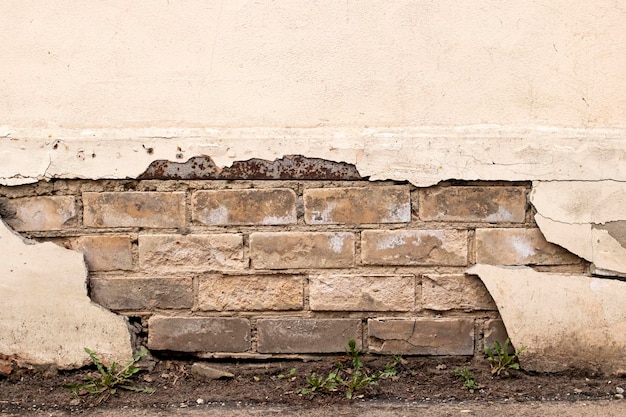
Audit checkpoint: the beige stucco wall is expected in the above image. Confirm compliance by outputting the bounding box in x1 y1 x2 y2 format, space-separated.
2 0 625 128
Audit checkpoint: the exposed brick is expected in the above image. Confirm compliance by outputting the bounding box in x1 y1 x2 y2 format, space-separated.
304 186 410 224
90 278 193 310
198 275 303 311
65 235 133 271
419 186 527 222
139 234 245 272
309 275 415 311
475 228 581 265
192 189 297 225
83 192 185 228
422 274 497 311
1 196 76 231
250 232 355 269
484 319 514 354
368 318 475 355
361 230 467 266
148 317 251 352
257 319 362 353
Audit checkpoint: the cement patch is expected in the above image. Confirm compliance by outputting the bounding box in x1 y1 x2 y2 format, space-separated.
469 264 626 374
0 218 132 369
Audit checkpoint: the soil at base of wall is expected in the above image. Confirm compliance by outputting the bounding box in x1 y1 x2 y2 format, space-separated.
1 355 624 414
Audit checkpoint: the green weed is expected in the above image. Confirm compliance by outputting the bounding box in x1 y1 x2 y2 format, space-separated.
452 367 479 393
485 338 526 377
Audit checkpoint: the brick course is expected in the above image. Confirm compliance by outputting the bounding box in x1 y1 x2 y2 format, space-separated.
304 186 410 224
250 232 355 269
198 275 303 311
361 230 467 266
419 186 526 222
257 318 362 353
83 192 185 228
90 278 193 310
422 274 496 311
66 235 133 271
475 228 581 265
192 189 297 225
148 317 251 352
309 275 415 311
1 196 76 231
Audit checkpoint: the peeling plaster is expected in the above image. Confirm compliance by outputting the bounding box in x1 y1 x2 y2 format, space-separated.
531 181 626 274
470 265 626 374
0 218 132 369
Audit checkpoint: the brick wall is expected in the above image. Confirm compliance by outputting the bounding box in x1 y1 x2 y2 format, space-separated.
0 177 583 358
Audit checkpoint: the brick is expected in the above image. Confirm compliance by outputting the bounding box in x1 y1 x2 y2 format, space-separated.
419 186 527 222
66 235 133 271
250 232 355 269
1 196 76 231
198 275 303 311
148 317 251 352
304 186 410 224
83 192 185 228
361 230 467 266
484 319 514 354
90 278 193 310
422 274 497 311
309 275 415 311
257 319 362 353
368 318 474 355
192 189 297 225
139 234 244 272
475 228 581 265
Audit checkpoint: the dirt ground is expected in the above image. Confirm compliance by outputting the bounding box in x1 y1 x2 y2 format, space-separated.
1 354 625 415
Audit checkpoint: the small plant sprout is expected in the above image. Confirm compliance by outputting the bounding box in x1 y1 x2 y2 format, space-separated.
297 339 400 399
277 368 297 380
485 338 526 377
64 348 154 403
452 367 479 393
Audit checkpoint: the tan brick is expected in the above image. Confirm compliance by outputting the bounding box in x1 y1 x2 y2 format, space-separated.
83 192 185 228
368 318 474 355
361 230 467 266
250 232 355 269
1 196 76 231
419 186 527 222
66 235 133 271
309 275 415 311
422 274 497 311
139 234 245 272
257 319 362 353
198 275 303 311
192 189 297 225
304 186 410 224
484 319 514 354
148 317 251 352
475 228 581 265
90 278 192 310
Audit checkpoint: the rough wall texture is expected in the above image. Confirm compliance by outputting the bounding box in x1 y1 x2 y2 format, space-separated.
0 174 586 359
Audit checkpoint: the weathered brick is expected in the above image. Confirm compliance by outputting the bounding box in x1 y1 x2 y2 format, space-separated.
419 186 527 222
198 275 303 311
250 232 355 269
83 192 185 228
192 189 297 225
257 319 362 353
66 235 133 271
475 228 581 265
309 275 415 311
304 186 410 224
361 230 467 266
368 318 475 355
1 196 76 231
139 234 245 272
484 319 514 354
148 317 251 352
422 274 497 311
90 278 193 310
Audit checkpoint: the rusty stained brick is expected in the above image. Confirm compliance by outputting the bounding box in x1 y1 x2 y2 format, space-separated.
138 155 363 180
